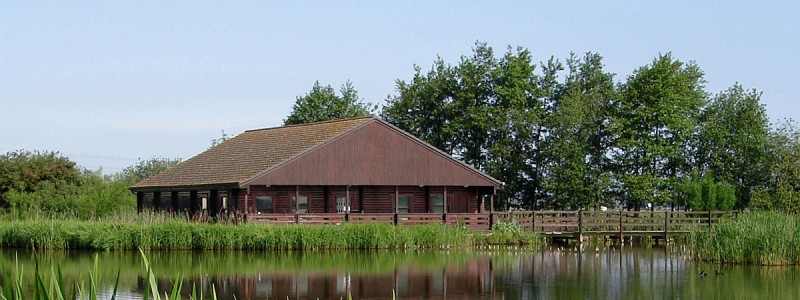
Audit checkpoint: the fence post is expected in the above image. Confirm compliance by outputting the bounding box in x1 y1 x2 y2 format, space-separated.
578 209 584 243
532 209 536 232
489 212 493 230
664 210 669 244
619 210 624 244
394 213 398 226
707 210 712 227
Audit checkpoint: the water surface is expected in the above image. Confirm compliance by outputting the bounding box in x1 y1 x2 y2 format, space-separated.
1 247 798 299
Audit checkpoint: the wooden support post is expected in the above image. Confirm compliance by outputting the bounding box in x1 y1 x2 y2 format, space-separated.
171 191 179 214
153 192 161 212
346 186 350 218
242 194 249 222
295 186 300 221
708 210 712 227
489 193 494 230
578 209 584 243
230 189 239 212
190 191 198 214
532 208 536 232
664 210 669 244
394 186 399 226
619 210 624 244
490 191 494 212
136 192 143 213
209 190 219 218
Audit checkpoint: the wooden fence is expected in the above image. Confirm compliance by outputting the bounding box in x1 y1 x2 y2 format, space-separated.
247 210 734 238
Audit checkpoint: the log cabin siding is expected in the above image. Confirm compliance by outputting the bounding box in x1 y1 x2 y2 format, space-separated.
240 185 481 214
360 186 395 213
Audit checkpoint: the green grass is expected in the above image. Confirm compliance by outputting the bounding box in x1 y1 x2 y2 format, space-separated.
0 216 540 251
689 211 800 265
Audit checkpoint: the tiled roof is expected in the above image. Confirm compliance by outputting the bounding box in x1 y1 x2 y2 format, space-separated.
133 117 372 189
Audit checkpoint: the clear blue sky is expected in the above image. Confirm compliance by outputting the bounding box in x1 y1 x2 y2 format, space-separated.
2 1 798 173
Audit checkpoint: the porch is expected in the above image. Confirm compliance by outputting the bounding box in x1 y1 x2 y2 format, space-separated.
248 212 493 230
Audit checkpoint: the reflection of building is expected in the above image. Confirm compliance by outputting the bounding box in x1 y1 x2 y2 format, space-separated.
141 256 496 299
131 117 502 228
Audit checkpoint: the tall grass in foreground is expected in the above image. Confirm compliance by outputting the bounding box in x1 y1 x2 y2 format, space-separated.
0 218 540 251
690 212 800 265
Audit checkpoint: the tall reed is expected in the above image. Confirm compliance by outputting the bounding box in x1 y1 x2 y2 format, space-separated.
690 211 800 265
0 218 535 251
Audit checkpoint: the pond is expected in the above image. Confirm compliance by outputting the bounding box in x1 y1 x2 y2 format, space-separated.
1 246 798 299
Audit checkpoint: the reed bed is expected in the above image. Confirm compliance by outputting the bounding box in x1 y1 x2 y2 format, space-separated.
690 212 800 265
0 218 538 251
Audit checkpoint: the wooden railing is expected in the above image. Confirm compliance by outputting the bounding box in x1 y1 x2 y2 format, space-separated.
246 210 734 237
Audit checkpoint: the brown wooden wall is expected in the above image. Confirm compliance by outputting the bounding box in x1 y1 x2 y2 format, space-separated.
245 121 500 188
240 185 483 214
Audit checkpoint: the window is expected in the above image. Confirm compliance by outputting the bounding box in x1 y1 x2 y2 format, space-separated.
432 195 444 213
221 196 228 211
256 196 272 214
398 196 410 213
291 196 308 214
201 197 208 210
336 197 348 214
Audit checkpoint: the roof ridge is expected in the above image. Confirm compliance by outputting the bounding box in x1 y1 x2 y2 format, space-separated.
245 116 375 133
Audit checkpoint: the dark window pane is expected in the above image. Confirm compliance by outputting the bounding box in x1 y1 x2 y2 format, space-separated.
433 195 444 213
398 196 410 214
256 196 272 214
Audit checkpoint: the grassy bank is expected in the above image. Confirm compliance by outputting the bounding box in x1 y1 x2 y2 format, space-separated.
690 212 800 265
0 216 540 251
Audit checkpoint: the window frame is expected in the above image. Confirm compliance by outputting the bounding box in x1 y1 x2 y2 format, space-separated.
291 195 309 214
432 194 444 213
255 196 273 214
397 195 411 214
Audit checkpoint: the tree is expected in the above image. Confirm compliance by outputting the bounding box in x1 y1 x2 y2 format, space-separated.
541 52 616 210
120 157 181 184
383 58 459 153
611 53 706 210
0 150 80 207
695 84 771 208
383 42 546 209
764 120 800 212
284 81 374 125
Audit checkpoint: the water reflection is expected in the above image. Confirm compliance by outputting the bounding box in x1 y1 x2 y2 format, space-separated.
2 247 799 299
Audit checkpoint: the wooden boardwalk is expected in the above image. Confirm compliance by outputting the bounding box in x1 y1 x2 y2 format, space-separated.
494 210 733 241
248 210 733 242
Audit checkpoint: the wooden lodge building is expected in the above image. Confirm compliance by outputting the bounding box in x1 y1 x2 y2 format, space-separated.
131 117 503 227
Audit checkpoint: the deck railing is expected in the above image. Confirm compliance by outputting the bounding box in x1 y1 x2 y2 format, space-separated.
246 210 734 237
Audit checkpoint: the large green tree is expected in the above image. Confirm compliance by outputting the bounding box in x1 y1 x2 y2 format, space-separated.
542 53 616 210
383 42 546 209
0 150 81 207
695 84 771 208
611 53 706 210
752 120 800 212
284 81 373 125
